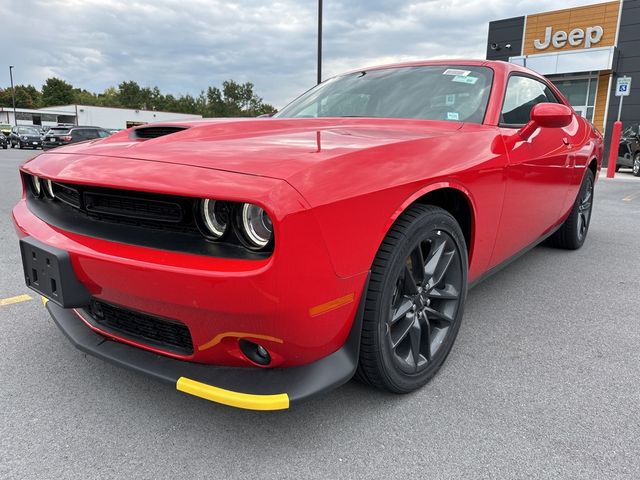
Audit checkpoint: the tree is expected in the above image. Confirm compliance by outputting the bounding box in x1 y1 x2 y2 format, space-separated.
41 77 74 106
0 85 42 109
117 81 143 109
204 80 276 117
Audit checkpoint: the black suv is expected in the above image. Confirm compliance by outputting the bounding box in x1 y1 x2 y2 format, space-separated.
42 126 111 150
9 126 43 149
617 124 640 176
0 134 7 149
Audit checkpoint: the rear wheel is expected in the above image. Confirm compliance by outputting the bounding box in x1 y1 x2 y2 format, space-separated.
356 205 468 393
633 153 640 177
548 170 594 250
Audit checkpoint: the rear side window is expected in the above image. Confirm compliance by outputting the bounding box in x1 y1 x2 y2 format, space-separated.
501 75 558 127
72 129 90 140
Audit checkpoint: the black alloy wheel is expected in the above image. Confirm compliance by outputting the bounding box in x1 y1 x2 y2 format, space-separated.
387 230 463 374
633 153 640 177
548 169 595 250
576 172 594 244
356 205 468 393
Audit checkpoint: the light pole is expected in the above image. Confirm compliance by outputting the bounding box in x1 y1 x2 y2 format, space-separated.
317 0 323 84
9 65 17 126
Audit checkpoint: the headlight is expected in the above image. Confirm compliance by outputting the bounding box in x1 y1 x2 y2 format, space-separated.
44 179 55 198
239 203 273 249
31 176 42 196
200 199 229 238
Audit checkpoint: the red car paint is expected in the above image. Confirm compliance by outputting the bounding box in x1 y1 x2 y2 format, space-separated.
12 60 603 369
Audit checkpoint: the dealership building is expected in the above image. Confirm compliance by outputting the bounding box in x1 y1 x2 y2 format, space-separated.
487 0 639 150
0 105 201 130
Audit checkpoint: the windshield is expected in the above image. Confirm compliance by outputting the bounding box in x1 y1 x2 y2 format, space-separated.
18 127 41 135
276 65 493 123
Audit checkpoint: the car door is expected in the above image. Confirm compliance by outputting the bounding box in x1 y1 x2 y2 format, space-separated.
490 74 578 267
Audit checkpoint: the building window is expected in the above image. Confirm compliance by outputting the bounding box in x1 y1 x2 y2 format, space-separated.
549 74 597 122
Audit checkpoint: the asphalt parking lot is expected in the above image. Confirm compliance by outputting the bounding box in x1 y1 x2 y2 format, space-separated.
1 147 639 479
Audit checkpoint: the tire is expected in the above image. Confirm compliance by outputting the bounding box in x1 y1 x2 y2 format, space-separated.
10 141 14 149
547 170 594 250
633 153 640 177
356 205 468 393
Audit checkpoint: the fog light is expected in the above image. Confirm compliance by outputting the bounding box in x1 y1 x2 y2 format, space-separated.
239 339 272 366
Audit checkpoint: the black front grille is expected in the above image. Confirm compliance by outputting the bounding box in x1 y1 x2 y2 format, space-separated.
52 183 80 208
85 299 194 355
50 181 194 231
84 191 183 223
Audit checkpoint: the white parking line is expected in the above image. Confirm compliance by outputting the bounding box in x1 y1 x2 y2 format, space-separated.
623 191 640 202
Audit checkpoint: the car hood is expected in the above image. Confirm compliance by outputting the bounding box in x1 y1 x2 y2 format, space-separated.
40 118 462 180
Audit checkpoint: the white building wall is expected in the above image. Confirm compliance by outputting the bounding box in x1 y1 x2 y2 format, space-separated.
50 105 202 130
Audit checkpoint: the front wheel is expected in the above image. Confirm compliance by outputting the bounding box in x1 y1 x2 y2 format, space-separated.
633 153 640 177
356 205 468 393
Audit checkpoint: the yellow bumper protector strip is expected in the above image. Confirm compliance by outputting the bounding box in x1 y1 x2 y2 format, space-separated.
176 377 290 411
41 296 49 306
309 292 355 317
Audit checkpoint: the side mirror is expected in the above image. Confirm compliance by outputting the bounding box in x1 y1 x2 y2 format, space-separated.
518 103 573 140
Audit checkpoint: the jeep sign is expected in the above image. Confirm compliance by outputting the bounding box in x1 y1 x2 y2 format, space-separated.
534 26 604 50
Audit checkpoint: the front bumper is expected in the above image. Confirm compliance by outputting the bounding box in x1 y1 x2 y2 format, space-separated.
19 138 42 147
44 282 365 410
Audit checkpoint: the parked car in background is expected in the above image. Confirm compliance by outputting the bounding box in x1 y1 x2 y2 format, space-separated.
0 123 12 136
0 132 7 149
42 126 111 150
9 126 42 149
617 123 640 176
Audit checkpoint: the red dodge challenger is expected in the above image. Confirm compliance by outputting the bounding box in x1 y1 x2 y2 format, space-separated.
13 60 602 410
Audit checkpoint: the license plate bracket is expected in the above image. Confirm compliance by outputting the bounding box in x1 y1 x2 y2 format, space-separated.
20 237 90 308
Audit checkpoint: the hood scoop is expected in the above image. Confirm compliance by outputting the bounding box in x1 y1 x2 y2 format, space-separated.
130 126 189 140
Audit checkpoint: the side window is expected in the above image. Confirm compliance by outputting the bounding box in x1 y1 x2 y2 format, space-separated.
84 129 100 139
501 76 558 127
73 129 87 140
97 130 110 138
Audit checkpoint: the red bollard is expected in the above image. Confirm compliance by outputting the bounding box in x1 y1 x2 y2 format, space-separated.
607 121 622 178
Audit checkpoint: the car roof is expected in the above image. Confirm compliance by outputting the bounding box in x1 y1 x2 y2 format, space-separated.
337 59 544 81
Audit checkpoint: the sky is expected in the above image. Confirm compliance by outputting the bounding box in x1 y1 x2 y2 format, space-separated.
2 0 606 109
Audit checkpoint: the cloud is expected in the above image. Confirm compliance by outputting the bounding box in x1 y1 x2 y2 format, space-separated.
1 0 606 109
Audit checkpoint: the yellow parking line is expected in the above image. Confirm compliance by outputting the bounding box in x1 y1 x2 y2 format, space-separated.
0 294 33 306
623 191 640 202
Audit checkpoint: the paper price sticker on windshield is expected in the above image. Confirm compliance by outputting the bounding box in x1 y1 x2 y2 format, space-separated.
443 69 470 77
452 75 478 84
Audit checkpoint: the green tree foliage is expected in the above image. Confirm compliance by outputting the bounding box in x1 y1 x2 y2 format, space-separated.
41 77 74 106
0 85 42 108
1 77 276 117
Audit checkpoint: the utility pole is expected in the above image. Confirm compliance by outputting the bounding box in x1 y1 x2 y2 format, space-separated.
9 65 17 126
317 0 323 84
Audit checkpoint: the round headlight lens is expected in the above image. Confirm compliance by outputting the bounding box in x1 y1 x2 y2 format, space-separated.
44 179 55 198
31 176 42 196
201 199 229 239
240 203 273 249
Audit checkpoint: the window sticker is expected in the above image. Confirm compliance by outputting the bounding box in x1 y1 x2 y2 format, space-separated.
447 112 460 120
443 68 470 76
445 94 455 106
452 75 478 84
